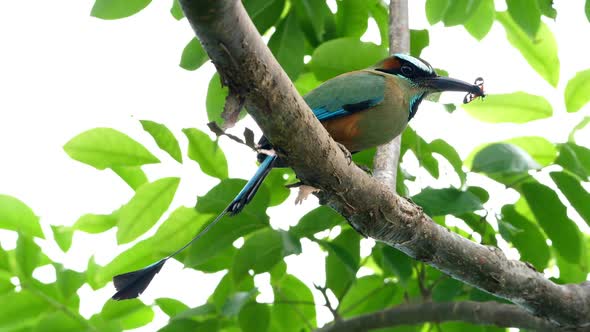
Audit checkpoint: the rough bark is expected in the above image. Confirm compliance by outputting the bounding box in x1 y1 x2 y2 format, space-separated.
372 0 409 192
178 0 590 328
317 301 587 332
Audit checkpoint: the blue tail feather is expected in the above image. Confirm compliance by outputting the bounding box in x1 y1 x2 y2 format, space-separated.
228 155 277 215
111 155 278 300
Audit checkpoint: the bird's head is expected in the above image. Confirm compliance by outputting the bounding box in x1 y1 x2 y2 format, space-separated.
374 54 485 119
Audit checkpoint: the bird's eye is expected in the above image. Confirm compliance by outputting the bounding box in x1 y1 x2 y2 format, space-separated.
401 65 414 76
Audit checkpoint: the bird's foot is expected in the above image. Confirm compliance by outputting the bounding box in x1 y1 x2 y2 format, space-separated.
295 185 320 205
356 164 373 175
336 142 352 165
402 196 423 212
257 148 276 156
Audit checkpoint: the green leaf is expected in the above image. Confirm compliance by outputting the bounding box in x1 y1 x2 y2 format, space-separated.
111 166 148 190
462 92 552 123
294 72 322 96
500 205 550 270
339 275 397 317
569 116 590 142
233 229 284 282
91 0 151 20
0 195 43 238
457 213 497 245
310 38 387 80
324 229 360 299
222 289 257 317
244 0 285 34
64 128 159 169
506 0 541 38
586 0 590 23
336 0 368 38
556 251 588 283
537 0 556 18
74 213 117 234
101 299 154 330
54 264 85 300
205 73 229 125
291 0 328 45
239 302 270 332
116 177 180 244
432 278 464 302
179 38 208 71
410 29 429 57
187 244 235 273
522 182 582 263
51 226 74 252
442 0 480 26
186 179 269 267
0 290 50 328
16 234 40 278
156 298 189 317
496 12 559 87
269 12 305 80
465 136 555 171
556 143 590 180
504 136 557 167
290 206 344 238
34 311 86 332
551 171 590 228
402 127 439 178
374 244 413 284
172 303 217 321
430 139 466 185
183 128 228 179
270 274 316 330
472 143 540 174
368 0 388 45
209 273 255 310
159 319 218 332
464 0 495 40
412 188 483 217
95 207 208 288
140 120 183 163
170 0 184 20
564 69 590 113
264 169 292 207
425 0 449 25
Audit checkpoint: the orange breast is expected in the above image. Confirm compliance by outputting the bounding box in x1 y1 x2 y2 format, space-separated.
321 113 363 151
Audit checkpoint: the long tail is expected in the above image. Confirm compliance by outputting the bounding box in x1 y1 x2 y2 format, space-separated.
111 155 278 300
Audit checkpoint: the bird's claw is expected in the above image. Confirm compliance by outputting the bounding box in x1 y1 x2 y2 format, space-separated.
336 142 352 165
257 148 276 156
356 164 373 175
295 185 320 204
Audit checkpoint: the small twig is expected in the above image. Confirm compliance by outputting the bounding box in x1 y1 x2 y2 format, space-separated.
315 284 341 321
416 264 428 299
206 121 257 152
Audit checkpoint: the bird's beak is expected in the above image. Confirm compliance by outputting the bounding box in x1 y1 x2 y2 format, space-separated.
424 76 483 96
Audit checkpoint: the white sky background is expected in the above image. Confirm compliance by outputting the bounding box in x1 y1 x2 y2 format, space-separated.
1 0 590 330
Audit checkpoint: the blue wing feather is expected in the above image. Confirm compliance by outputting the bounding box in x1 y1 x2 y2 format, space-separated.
304 71 386 122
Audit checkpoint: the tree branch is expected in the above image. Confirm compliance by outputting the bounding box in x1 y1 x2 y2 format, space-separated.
178 0 590 328
372 0 409 192
315 301 579 332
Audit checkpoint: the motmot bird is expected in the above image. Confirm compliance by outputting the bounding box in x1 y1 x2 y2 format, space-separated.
111 53 485 300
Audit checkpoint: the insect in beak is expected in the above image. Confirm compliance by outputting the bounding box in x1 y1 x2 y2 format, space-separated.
463 77 485 104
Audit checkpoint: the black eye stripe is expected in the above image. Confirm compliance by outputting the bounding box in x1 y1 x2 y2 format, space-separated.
400 65 415 77
375 56 437 78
